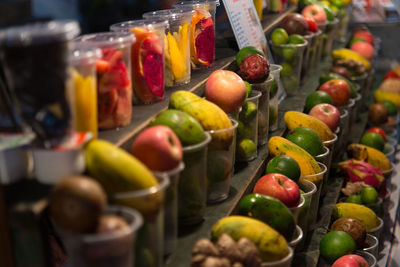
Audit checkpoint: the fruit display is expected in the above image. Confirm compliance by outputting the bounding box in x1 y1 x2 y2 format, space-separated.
333 203 380 231
266 155 301 182
320 230 356 263
304 91 334 113
347 144 392 172
319 79 351 107
332 254 370 267
330 218 367 249
309 103 340 132
286 126 325 157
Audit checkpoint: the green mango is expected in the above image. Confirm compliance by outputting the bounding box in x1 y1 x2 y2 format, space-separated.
319 72 357 98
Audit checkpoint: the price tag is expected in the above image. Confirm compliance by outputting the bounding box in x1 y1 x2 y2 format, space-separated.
221 0 268 55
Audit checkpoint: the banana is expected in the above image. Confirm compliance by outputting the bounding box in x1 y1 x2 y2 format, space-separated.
332 48 371 70
374 89 400 109
347 143 392 172
284 111 334 142
268 136 322 183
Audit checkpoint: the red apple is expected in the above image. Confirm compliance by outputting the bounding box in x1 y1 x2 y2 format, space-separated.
305 17 318 33
350 41 374 60
309 103 340 132
205 70 247 113
353 31 374 46
332 254 369 267
319 79 351 107
131 126 182 172
366 127 387 141
302 5 327 24
253 173 300 208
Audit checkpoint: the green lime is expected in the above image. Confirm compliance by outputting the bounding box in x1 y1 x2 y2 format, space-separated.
236 46 264 67
280 62 293 77
286 126 325 157
283 47 296 61
266 155 301 182
269 79 278 98
304 91 333 113
240 101 257 123
320 231 356 263
323 5 335 21
330 5 339 14
244 81 252 98
360 187 378 205
271 28 289 45
237 121 252 139
331 0 344 8
346 194 362 204
237 139 257 159
380 100 398 116
360 132 385 152
269 104 278 126
349 37 366 47
282 76 299 92
289 34 306 44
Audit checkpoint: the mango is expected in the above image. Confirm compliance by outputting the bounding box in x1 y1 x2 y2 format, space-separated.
333 203 380 230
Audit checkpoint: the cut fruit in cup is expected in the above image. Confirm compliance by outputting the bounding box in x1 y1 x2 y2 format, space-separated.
190 10 215 67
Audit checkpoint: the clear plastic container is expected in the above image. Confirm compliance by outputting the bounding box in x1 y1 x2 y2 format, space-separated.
60 206 143 267
179 132 211 225
314 146 330 196
261 246 293 267
206 119 238 203
315 22 327 65
308 30 322 69
288 225 303 251
333 109 349 160
297 179 316 248
153 162 184 255
0 20 80 147
172 0 219 69
75 32 134 130
321 18 339 58
70 43 101 138
362 234 379 258
270 40 308 96
344 98 356 134
113 174 169 267
143 9 194 86
300 31 316 81
268 65 282 133
337 6 352 43
289 195 305 225
236 91 262 162
110 20 168 104
366 217 384 241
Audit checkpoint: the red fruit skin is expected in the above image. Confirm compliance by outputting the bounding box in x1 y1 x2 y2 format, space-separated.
332 254 369 267
309 103 340 132
253 173 300 208
305 17 318 33
366 127 387 141
302 5 327 23
319 79 351 107
353 31 374 46
195 18 215 65
205 70 247 113
238 54 270 84
350 42 374 60
384 71 400 80
131 126 183 172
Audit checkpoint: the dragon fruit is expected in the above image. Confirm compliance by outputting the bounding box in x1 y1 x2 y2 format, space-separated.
337 159 387 197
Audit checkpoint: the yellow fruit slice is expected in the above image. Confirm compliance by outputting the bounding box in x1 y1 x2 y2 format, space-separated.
167 32 187 80
178 22 190 66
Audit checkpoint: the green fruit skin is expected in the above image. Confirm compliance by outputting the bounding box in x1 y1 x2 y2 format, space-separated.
360 132 385 152
240 101 257 123
360 187 378 205
346 194 362 204
271 28 289 45
269 79 278 98
236 46 264 67
304 91 333 113
286 126 325 157
320 231 356 263
380 100 398 116
239 193 296 240
244 81 252 98
266 155 301 182
150 109 206 146
319 72 357 98
349 37 366 47
237 139 257 159
288 34 305 44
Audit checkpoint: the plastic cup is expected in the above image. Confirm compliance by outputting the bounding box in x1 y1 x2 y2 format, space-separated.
333 109 349 160
314 146 330 196
179 132 211 225
70 43 100 138
297 179 317 238
269 40 308 96
110 20 168 104
322 132 338 166
367 217 384 240
75 32 134 130
384 143 395 163
300 162 327 227
152 162 184 255
206 119 238 203
365 68 375 93
301 31 316 80
289 195 305 225
268 65 282 133
113 174 169 267
251 78 272 146
356 251 377 267
353 92 362 122
60 206 143 267
387 135 397 148
321 18 339 58
362 234 379 258
236 91 261 162
315 22 327 64
308 30 322 69
172 0 219 69
341 98 356 135
289 225 303 251
337 6 352 43
261 246 293 267
143 9 193 87
350 72 369 109
0 20 80 147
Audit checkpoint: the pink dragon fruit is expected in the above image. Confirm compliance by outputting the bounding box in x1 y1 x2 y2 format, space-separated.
337 159 387 197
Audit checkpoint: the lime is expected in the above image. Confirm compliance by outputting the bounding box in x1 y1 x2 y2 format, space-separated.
320 231 356 263
380 100 398 116
237 121 252 139
323 5 335 21
349 37 366 47
280 62 293 77
269 79 278 98
266 155 301 182
283 47 296 61
330 5 339 13
269 104 278 125
360 187 378 205
286 126 325 157
360 132 385 152
244 81 252 98
271 28 289 45
237 139 257 159
288 34 306 44
282 76 298 92
346 194 362 204
236 46 264 67
331 0 344 8
304 91 333 113
240 101 257 123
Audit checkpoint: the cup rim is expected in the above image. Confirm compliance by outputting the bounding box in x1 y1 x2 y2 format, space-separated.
269 64 283 73
206 119 238 134
299 179 317 196
75 32 135 48
340 108 348 118
354 92 362 101
183 131 212 152
261 246 293 266
269 39 309 49
110 19 169 32
71 43 101 63
0 132 35 152
322 133 338 146
143 9 195 21
152 161 185 178
300 162 327 180
172 0 220 9
246 90 262 101
355 251 377 267
386 135 397 146
384 143 395 157
315 145 330 160
367 217 384 233
289 225 303 247
113 172 170 199
290 194 305 211
350 72 368 81
363 233 379 251
346 98 355 108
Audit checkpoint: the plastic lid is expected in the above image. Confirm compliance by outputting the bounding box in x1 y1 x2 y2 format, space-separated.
173 0 220 8
0 20 80 47
143 9 194 21
110 19 168 33
71 43 101 64
74 32 135 48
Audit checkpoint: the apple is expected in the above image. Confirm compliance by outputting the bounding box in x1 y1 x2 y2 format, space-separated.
279 13 308 35
253 173 300 208
131 125 183 171
353 31 374 46
366 127 387 141
319 79 351 107
305 17 318 33
302 5 327 24
309 103 340 132
350 42 374 60
332 254 369 267
205 70 247 113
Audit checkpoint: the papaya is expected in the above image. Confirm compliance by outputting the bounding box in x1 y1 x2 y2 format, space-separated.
333 203 380 230
211 216 289 262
